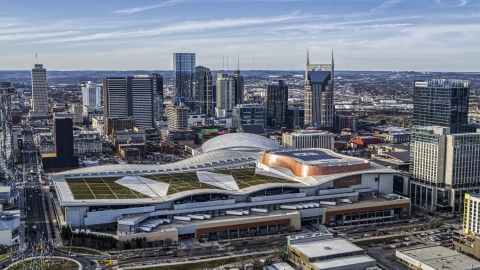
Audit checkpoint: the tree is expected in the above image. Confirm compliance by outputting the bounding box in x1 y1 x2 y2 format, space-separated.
201 246 206 257
336 220 344 226
219 232 227 241
164 237 173 247
249 229 256 239
128 252 134 260
116 241 124 255
142 253 146 262
141 238 148 249
240 231 246 239
269 226 276 235
177 250 185 258
153 240 160 248
130 239 137 249
435 218 444 227
287 225 295 233
429 219 436 228
154 252 159 258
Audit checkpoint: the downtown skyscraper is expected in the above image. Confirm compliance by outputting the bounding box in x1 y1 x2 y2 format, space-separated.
267 80 288 129
82 81 102 107
103 74 162 128
195 66 213 116
413 79 469 133
173 53 195 112
0 82 14 179
304 52 334 129
30 64 48 114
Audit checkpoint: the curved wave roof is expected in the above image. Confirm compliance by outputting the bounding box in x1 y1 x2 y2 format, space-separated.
201 133 280 153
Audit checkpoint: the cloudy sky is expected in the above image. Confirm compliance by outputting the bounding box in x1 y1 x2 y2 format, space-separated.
0 0 478 71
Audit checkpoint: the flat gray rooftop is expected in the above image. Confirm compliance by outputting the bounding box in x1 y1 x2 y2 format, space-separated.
289 237 363 258
398 246 480 270
311 255 376 269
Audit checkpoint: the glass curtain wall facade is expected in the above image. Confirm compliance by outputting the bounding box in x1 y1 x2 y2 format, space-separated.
267 80 288 129
195 66 213 115
0 82 14 180
413 79 469 133
173 53 196 112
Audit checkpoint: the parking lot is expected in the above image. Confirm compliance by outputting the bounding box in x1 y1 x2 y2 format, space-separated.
350 224 460 270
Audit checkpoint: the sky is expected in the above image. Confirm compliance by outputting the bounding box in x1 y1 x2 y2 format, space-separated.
0 0 479 71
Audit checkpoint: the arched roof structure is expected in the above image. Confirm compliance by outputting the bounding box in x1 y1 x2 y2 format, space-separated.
201 133 280 153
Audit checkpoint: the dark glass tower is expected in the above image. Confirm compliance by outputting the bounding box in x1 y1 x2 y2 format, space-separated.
195 66 213 115
413 79 469 133
233 69 244 106
42 117 79 172
267 80 288 129
173 53 196 111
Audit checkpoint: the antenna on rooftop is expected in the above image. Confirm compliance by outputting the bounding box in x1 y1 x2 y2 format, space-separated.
238 57 239 70
36 53 38 64
223 57 225 70
227 56 229 71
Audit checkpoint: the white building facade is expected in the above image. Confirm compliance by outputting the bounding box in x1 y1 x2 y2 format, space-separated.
82 81 102 107
282 130 334 150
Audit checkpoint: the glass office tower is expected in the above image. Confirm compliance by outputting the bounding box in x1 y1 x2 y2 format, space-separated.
267 80 288 129
173 53 196 112
195 66 213 115
413 79 469 133
0 82 14 179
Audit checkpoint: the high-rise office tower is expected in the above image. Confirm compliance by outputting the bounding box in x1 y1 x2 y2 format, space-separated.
0 82 14 178
267 80 288 129
304 52 334 128
173 53 195 112
82 81 102 107
232 104 267 129
215 73 235 117
409 126 480 212
30 64 48 114
103 75 160 128
233 69 244 106
42 117 79 172
413 79 469 133
166 100 189 130
135 74 163 122
195 66 213 115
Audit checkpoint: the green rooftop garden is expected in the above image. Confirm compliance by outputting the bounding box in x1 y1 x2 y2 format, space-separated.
144 173 220 195
65 167 303 200
66 177 150 200
211 168 301 189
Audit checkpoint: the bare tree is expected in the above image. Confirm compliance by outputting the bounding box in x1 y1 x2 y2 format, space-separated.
116 241 124 255
219 232 227 241
177 250 185 258
249 229 256 239
164 237 173 247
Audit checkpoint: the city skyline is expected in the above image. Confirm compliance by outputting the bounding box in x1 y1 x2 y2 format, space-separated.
0 0 479 71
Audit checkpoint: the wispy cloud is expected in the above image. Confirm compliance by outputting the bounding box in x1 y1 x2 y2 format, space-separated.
370 0 402 12
435 0 469 7
116 0 188 14
28 13 316 44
